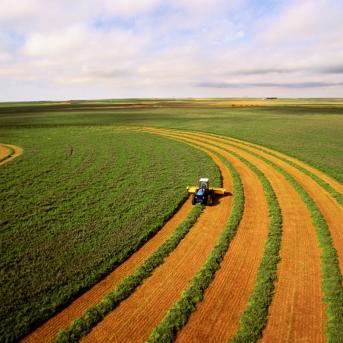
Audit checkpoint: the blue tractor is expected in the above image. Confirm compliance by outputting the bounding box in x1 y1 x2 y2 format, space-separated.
187 178 226 206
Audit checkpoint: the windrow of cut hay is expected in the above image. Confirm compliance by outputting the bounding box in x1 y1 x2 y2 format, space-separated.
54 204 204 342
147 150 244 342
209 133 343 205
0 129 220 342
0 144 14 162
142 129 341 342
144 129 281 342
196 132 342 342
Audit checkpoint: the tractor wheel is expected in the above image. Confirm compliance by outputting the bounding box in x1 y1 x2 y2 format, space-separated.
207 194 213 206
192 196 196 205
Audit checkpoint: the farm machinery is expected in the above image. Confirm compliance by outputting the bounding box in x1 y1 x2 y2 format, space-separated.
187 178 226 205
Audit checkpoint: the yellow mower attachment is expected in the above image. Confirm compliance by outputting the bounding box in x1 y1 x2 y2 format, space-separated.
187 186 226 195
187 178 226 205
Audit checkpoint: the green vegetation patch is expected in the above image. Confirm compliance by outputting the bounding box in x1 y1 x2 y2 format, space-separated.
225 150 282 342
1 99 342 183
223 140 343 342
146 150 244 343
0 128 220 342
220 135 343 206
54 204 203 342
147 134 283 343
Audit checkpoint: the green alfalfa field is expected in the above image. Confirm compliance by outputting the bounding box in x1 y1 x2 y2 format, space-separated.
0 98 342 342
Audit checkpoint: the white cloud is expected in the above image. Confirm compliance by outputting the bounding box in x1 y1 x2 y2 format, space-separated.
23 25 87 56
102 0 160 17
0 0 342 100
0 0 39 21
261 0 343 42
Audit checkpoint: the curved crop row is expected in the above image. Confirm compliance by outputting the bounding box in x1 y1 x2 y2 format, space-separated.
146 150 244 342
54 205 204 342
0 130 220 343
77 142 233 343
209 133 343 205
144 128 341 342
224 150 282 342
220 138 343 342
0 144 14 163
7 127 341 343
145 130 282 342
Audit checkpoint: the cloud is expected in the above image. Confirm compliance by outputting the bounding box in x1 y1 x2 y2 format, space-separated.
23 25 87 56
261 0 343 43
319 65 343 74
0 0 39 21
0 0 343 100
196 81 343 89
102 0 161 17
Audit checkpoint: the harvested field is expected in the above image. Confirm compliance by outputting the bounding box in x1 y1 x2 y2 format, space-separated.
7 127 342 343
80 150 233 342
1 130 220 342
146 129 326 342
22 199 193 343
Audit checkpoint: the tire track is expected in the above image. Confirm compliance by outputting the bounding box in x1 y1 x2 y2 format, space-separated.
81 149 233 343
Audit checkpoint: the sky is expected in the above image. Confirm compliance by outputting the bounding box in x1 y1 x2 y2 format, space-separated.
0 0 343 101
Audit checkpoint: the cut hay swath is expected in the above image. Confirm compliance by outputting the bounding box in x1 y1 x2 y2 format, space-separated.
5 127 342 343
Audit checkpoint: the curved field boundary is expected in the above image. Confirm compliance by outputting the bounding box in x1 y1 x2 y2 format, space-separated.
143 129 272 342
157 129 342 342
147 149 245 342
190 132 343 274
249 150 343 342
54 204 204 342
80 147 234 343
144 129 283 342
0 144 22 165
144 129 326 342
192 132 343 273
0 144 13 161
23 201 195 342
208 132 343 205
19 127 342 342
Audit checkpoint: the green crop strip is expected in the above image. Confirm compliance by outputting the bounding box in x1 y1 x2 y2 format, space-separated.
0 145 14 162
218 139 343 342
0 129 220 342
210 133 343 206
146 150 244 343
222 150 282 342
148 132 283 343
54 204 203 343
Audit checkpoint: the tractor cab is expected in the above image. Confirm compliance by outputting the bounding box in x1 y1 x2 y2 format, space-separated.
193 178 213 205
198 178 209 190
187 177 226 206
